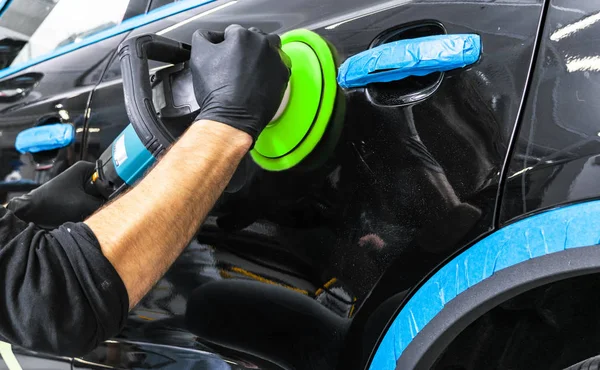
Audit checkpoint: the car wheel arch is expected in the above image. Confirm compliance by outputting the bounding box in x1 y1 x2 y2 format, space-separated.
367 199 600 370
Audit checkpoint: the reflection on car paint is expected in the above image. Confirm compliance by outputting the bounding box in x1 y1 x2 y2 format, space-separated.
501 0 600 224
77 341 256 370
0 0 218 80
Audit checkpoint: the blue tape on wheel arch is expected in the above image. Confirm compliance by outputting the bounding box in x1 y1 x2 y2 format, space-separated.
0 0 216 80
337 34 481 89
15 123 74 153
369 200 600 370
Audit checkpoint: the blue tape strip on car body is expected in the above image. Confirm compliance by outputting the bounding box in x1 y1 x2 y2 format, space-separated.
0 0 12 18
0 0 216 80
15 123 74 153
369 200 600 370
112 124 157 186
337 34 481 89
0 180 37 185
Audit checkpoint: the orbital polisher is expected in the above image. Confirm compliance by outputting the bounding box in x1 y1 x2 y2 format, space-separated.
89 29 340 199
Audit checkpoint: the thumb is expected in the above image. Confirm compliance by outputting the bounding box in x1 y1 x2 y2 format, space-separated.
248 27 282 49
5 193 32 216
223 24 246 41
279 49 292 72
58 161 96 186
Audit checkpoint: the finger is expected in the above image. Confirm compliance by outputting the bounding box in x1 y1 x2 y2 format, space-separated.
192 29 225 46
5 194 31 214
199 30 225 43
248 27 265 35
248 27 282 49
69 161 97 182
279 49 292 72
265 33 282 49
71 161 96 173
224 24 246 40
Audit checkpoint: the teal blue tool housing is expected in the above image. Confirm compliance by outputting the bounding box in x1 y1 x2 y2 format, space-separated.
112 124 157 186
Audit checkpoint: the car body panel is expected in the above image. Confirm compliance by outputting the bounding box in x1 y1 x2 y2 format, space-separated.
370 2 600 368
376 198 600 369
0 0 558 369
82 0 545 369
73 341 259 370
500 0 600 224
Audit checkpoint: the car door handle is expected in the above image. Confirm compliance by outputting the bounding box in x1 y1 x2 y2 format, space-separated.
337 34 481 89
0 72 43 103
13 123 75 187
337 28 481 106
15 123 75 154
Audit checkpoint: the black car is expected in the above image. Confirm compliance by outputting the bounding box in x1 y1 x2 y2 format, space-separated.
2 0 600 369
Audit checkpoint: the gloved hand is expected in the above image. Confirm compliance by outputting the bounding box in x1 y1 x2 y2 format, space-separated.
6 161 104 229
191 24 291 142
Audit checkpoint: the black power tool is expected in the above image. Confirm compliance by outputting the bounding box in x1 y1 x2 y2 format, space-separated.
88 34 197 198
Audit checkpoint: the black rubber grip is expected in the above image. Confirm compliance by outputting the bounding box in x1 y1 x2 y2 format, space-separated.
117 34 191 156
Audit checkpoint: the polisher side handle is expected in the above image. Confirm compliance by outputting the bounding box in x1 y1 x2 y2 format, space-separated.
117 34 191 157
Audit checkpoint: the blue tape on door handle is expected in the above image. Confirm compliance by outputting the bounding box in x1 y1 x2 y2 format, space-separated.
15 123 74 153
337 34 481 89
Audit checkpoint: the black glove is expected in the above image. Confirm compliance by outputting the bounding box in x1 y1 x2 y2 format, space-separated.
191 24 291 142
7 161 105 229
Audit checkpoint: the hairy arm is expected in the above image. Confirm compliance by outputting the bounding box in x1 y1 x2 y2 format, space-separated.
85 120 251 308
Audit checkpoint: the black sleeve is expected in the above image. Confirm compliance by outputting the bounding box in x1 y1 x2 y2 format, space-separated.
0 206 128 356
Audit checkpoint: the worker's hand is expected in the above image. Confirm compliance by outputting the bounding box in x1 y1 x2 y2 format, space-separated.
6 161 104 229
191 24 291 143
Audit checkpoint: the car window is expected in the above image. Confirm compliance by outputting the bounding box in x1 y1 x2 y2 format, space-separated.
0 0 131 71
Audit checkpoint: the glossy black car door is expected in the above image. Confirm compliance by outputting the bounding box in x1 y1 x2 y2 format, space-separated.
81 1 547 369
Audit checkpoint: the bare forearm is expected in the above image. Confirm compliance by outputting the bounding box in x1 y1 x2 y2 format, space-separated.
85 120 251 308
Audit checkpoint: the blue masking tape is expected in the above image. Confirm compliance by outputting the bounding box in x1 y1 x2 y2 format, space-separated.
337 34 481 89
0 0 12 18
0 0 216 80
369 200 600 370
15 123 74 153
0 179 37 185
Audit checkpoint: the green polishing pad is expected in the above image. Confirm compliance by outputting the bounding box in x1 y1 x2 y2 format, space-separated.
251 29 337 171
